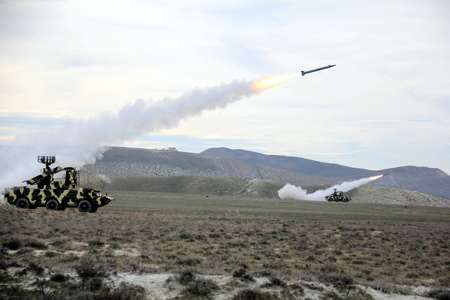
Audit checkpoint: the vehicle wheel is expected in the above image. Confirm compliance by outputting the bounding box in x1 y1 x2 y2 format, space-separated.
46 199 60 210
78 200 92 213
16 198 30 209
89 205 98 213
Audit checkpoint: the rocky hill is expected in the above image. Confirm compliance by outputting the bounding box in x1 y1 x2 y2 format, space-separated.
87 146 450 200
349 185 450 207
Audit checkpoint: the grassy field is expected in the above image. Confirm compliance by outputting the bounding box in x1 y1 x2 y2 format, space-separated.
1 191 449 299
109 190 450 222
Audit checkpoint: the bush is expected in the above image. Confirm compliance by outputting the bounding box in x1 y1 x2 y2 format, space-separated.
0 285 38 300
50 273 68 282
45 251 58 257
319 273 354 290
427 289 450 300
86 277 105 291
3 238 22 250
232 289 281 300
233 268 246 278
25 239 48 250
185 278 219 297
74 258 107 280
178 232 194 240
17 247 33 255
88 240 105 248
176 257 201 266
108 282 146 300
261 276 286 288
232 268 255 282
177 270 196 285
28 262 44 276
320 291 343 300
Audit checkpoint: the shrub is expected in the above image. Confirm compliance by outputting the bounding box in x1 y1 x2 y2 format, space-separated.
427 288 450 300
177 270 196 285
45 251 58 257
74 258 107 280
178 232 194 240
232 268 255 282
3 238 22 250
232 289 281 300
233 268 247 278
86 277 105 291
0 285 37 300
25 239 48 250
50 273 68 282
262 276 286 288
176 257 201 266
88 240 105 248
108 282 146 300
185 278 219 297
28 262 44 276
320 291 343 300
17 247 33 255
319 273 354 291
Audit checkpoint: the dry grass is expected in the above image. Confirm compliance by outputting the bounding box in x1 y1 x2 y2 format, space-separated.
1 191 449 294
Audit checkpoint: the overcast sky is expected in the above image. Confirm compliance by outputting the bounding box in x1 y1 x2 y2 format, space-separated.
1 0 449 173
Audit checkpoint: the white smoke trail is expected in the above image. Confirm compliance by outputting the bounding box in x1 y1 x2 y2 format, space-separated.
0 79 270 190
97 174 112 184
278 175 384 201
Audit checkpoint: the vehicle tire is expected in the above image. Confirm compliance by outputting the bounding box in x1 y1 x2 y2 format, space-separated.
89 205 98 213
78 200 92 213
15 198 30 209
46 199 60 210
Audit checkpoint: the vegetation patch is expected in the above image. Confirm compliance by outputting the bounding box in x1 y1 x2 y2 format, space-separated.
184 278 219 297
427 288 450 300
74 258 108 280
3 238 22 250
232 289 281 300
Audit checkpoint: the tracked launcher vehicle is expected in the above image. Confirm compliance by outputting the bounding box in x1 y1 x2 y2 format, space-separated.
3 156 112 213
325 189 351 202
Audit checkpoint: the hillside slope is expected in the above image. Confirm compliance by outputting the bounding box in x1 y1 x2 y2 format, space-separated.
93 175 450 207
201 147 374 180
88 146 450 200
92 147 221 177
372 166 450 199
349 185 450 207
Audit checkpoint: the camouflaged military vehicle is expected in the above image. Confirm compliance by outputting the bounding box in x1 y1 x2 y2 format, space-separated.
3 156 112 213
325 188 351 202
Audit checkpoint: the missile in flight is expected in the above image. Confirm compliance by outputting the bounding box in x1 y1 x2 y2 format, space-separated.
301 64 336 76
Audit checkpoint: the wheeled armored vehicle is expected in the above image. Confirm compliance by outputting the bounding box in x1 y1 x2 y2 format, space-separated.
3 156 112 213
325 188 351 202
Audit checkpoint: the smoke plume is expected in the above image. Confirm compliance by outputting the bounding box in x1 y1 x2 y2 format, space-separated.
0 76 292 190
278 175 383 201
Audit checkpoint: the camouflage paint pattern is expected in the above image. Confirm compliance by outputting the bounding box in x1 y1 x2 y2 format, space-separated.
3 160 112 211
4 185 112 209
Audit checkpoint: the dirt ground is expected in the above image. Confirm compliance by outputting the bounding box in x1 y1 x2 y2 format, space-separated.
1 192 449 299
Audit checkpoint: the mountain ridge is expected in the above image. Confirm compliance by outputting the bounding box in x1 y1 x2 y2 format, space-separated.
89 146 450 199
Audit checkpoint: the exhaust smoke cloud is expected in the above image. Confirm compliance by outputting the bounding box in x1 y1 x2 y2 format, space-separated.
0 75 294 190
278 175 384 201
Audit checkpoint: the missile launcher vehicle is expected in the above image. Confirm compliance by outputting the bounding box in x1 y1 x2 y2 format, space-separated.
3 156 112 213
325 188 351 202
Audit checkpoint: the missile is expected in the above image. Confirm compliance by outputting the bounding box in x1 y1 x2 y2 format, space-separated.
301 64 336 76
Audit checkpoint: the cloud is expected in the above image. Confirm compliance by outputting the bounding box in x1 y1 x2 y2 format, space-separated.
0 113 66 127
0 0 449 174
